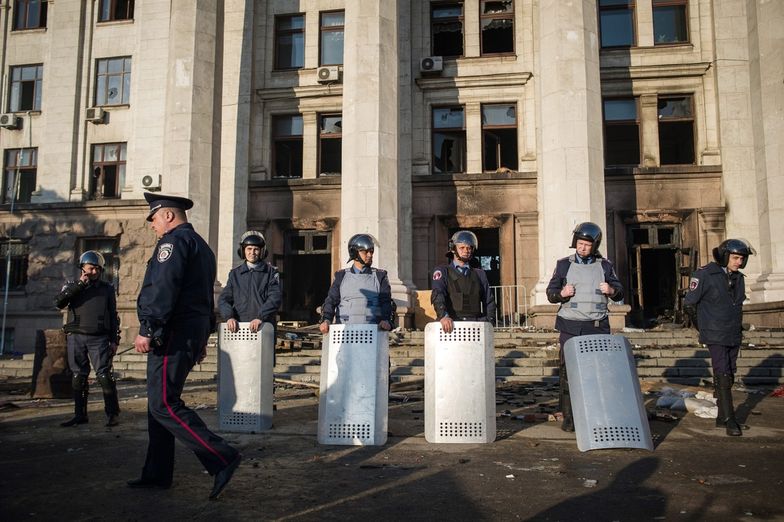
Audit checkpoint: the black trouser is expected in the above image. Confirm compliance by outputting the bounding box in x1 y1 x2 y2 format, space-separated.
706 344 740 376
67 333 113 377
140 326 238 483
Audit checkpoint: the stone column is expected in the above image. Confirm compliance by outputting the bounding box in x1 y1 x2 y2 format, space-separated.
341 0 415 325
533 0 606 305
639 94 659 167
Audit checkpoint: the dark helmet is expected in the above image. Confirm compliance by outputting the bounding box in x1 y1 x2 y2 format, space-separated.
448 230 479 256
713 238 754 269
570 222 603 255
237 231 267 259
78 250 105 270
347 234 375 263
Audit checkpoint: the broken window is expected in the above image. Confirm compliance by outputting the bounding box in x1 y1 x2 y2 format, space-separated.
275 14 305 69
13 0 47 30
80 237 120 290
318 114 342 176
272 115 303 178
98 0 133 22
480 0 514 55
320 11 344 66
8 64 42 112
3 148 37 204
599 0 635 48
658 96 694 165
653 0 688 45
0 240 29 291
432 107 466 174
481 103 517 172
603 98 640 166
90 143 126 199
431 2 464 57
95 57 131 106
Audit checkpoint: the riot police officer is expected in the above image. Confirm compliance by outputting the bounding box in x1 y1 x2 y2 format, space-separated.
219 231 282 333
129 193 241 500
55 250 121 427
684 238 754 437
546 222 623 431
430 230 496 334
319 234 393 333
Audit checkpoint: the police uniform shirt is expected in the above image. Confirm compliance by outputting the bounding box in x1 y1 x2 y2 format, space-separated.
430 262 496 323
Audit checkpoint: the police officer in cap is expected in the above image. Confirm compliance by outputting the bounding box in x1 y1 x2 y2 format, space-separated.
219 231 282 333
55 250 121 427
684 238 754 437
319 233 393 333
129 193 241 500
431 230 496 334
546 222 623 432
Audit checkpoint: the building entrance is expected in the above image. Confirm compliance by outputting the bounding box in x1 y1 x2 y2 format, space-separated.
281 230 332 324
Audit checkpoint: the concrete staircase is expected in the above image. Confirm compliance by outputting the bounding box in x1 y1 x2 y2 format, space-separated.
2 329 783 385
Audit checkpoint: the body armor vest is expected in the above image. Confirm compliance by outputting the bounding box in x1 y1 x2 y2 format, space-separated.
445 265 482 318
339 269 382 324
557 258 608 321
64 283 112 335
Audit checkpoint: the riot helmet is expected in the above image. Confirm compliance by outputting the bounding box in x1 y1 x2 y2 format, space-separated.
78 251 105 270
570 222 602 255
237 231 267 260
713 238 754 269
448 230 479 258
347 234 375 264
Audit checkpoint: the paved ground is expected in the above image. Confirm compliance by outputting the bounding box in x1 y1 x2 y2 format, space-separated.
1 378 783 521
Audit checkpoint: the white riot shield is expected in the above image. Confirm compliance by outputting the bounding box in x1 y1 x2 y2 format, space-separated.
425 321 496 443
564 334 653 452
318 324 389 446
217 322 275 433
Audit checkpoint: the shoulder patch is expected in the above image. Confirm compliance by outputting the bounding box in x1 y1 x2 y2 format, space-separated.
689 277 699 290
157 243 174 263
432 270 443 281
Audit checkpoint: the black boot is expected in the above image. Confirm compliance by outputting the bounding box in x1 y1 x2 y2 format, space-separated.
714 380 726 428
559 365 575 432
715 374 742 437
97 370 120 427
61 376 89 427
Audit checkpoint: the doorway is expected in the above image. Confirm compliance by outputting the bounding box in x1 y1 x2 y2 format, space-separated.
627 224 681 328
281 230 332 324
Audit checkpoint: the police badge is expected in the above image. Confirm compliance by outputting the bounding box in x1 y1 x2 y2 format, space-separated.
157 243 174 263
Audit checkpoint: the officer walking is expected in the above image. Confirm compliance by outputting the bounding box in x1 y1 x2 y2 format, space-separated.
684 239 754 437
55 251 121 427
219 230 282 333
129 193 241 500
319 234 393 333
431 230 496 333
546 222 623 432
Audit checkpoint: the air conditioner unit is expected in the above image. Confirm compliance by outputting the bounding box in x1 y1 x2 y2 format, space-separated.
0 113 20 130
420 56 443 73
141 174 161 191
317 66 340 83
85 107 106 124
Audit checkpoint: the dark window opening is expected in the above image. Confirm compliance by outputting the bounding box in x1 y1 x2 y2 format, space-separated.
0 240 29 291
320 11 344 66
272 115 303 178
482 103 517 171
80 237 120 291
318 114 342 176
653 0 688 45
432 107 466 174
657 227 674 245
275 14 305 69
99 0 134 22
603 98 640 166
9 64 43 112
3 148 37 204
658 96 694 165
90 143 126 199
480 0 514 55
282 231 332 323
95 57 131 106
13 0 47 30
599 0 635 48
431 2 464 57
631 228 649 245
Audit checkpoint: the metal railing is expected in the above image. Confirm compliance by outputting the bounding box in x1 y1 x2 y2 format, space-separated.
490 285 528 329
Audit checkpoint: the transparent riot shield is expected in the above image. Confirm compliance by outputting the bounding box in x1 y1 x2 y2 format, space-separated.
425 321 496 443
318 324 389 446
564 334 653 452
217 322 275 433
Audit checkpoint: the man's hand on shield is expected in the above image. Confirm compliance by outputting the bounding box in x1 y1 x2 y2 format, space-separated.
226 318 239 333
440 316 454 333
249 319 262 333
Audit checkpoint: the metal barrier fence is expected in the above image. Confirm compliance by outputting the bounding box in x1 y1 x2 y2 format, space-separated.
490 285 528 329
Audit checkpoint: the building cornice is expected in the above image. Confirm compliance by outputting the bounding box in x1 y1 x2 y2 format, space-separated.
415 72 533 91
601 62 711 81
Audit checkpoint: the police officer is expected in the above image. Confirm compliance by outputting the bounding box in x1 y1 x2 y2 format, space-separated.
55 251 121 427
129 193 241 500
431 230 496 334
546 222 623 432
319 234 393 333
683 238 754 437
219 231 282 333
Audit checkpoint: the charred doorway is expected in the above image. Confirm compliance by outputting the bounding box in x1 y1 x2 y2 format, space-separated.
447 227 500 286
627 224 681 328
281 230 331 324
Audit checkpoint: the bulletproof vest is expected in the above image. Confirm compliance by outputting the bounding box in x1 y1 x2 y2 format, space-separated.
339 269 382 324
64 283 112 335
557 258 608 321
445 265 482 319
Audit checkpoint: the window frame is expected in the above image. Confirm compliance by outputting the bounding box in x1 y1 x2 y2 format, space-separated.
652 0 689 46
90 142 127 200
274 13 306 70
432 105 467 174
479 0 515 56
94 56 132 107
481 103 518 172
271 114 304 179
8 64 43 113
319 10 345 66
431 1 465 58
657 94 696 166
0 239 30 292
599 0 637 49
318 113 342 177
97 0 134 23
12 0 47 31
3 148 37 204
602 97 642 167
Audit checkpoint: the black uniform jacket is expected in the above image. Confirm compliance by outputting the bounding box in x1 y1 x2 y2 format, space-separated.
137 223 217 342
55 279 120 343
683 261 745 346
430 263 496 324
218 262 282 323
